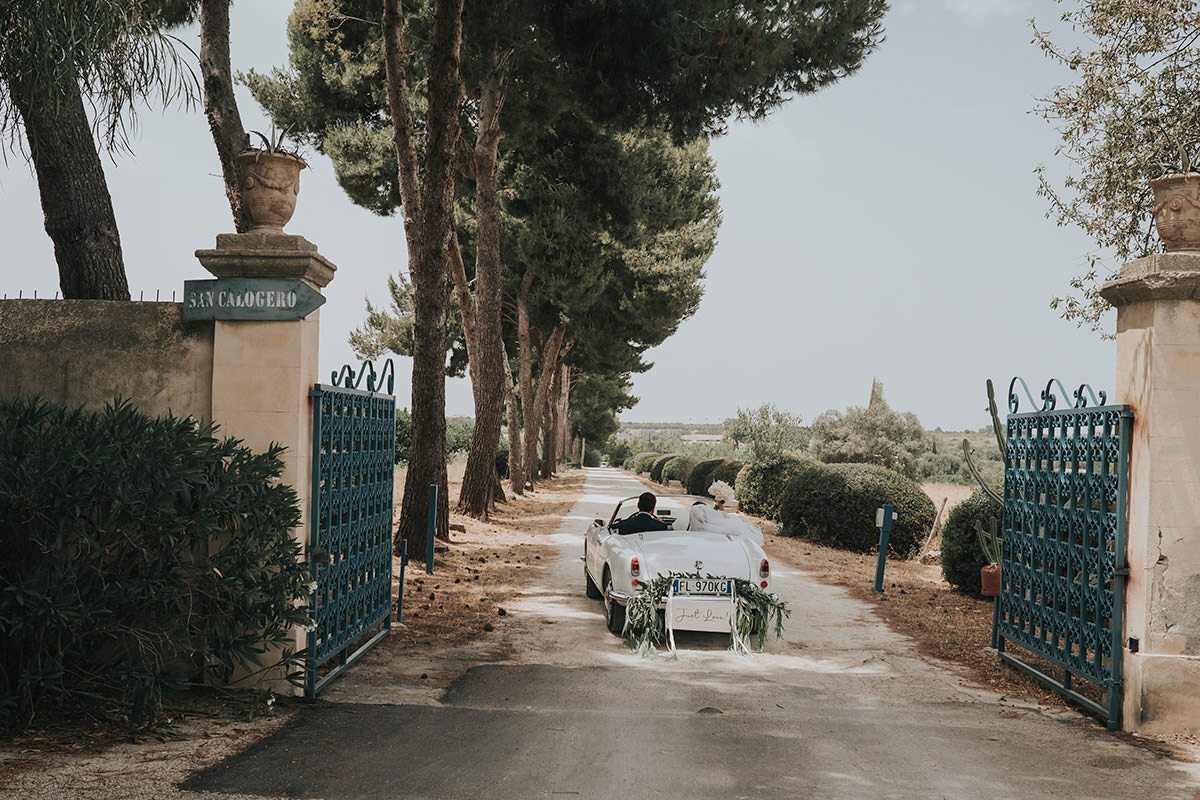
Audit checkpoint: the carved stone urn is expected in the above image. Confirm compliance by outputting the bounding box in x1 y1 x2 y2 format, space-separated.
236 151 307 232
1149 173 1200 252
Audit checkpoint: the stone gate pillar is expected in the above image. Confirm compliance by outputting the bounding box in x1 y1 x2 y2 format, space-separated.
1101 254 1200 734
194 231 336 693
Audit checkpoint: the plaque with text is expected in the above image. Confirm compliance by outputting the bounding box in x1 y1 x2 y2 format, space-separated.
182 278 325 321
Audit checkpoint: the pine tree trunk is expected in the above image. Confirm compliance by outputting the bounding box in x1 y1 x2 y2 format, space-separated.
557 363 572 458
542 389 558 480
527 326 566 483
9 71 129 300
384 0 463 558
517 271 537 489
504 339 525 495
456 54 506 519
199 0 250 233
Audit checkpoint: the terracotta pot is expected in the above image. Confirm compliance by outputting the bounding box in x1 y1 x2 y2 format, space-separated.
1149 173 1200 252
980 563 1001 597
236 151 306 231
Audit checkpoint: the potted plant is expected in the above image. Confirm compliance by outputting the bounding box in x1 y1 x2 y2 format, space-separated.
236 125 307 232
1148 141 1200 252
975 518 1002 597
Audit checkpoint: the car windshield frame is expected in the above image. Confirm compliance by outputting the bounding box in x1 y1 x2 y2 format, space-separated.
607 494 719 529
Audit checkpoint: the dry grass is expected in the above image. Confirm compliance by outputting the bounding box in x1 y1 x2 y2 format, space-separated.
388 467 586 648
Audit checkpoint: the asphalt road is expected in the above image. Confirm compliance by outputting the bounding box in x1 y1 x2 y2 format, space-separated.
183 467 1200 799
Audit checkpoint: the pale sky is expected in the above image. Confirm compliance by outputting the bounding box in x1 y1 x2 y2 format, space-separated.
0 1 1114 432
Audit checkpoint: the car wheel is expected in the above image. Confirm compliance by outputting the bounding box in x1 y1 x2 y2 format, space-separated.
604 574 626 636
585 565 602 599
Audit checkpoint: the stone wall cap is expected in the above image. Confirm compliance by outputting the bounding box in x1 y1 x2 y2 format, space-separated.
1100 269 1200 307
195 238 337 288
1121 252 1200 278
211 231 319 253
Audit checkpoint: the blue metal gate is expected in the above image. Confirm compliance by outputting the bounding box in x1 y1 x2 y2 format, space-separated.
306 360 396 697
994 378 1133 729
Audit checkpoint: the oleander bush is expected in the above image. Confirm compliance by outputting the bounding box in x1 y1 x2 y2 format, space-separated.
940 489 1003 596
686 458 725 496
777 462 935 556
734 455 812 519
661 455 699 485
0 397 311 732
649 454 679 484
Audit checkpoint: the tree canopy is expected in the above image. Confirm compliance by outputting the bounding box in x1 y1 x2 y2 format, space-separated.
724 403 808 460
1 0 197 299
250 0 888 527
807 391 926 479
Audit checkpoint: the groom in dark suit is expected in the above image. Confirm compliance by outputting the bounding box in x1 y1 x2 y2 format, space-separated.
616 492 670 535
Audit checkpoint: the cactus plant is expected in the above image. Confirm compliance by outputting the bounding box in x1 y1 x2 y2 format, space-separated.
962 379 1004 564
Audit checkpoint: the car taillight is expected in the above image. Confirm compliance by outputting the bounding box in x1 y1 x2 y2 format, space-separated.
630 558 641 578
760 558 770 586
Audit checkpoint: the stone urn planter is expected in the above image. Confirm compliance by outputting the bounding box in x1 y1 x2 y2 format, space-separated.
236 149 307 232
1149 173 1200 252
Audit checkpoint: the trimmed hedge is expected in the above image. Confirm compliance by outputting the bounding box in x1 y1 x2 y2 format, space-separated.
628 451 660 474
940 490 1003 596
777 462 935 557
649 454 679 484
709 460 744 491
686 458 725 496
735 456 812 519
661 455 698 485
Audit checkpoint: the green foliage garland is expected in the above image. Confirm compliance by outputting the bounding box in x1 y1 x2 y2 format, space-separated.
622 572 789 657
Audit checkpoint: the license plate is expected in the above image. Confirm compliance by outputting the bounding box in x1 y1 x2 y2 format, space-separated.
672 578 732 595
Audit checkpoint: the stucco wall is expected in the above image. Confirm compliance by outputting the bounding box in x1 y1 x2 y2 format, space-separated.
0 299 214 420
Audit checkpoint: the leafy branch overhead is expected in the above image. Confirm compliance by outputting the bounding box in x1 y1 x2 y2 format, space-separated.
1034 0 1200 334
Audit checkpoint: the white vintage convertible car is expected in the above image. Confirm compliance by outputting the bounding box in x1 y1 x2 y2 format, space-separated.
583 494 771 636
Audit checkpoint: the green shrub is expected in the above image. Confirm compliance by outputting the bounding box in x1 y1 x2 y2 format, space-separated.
940 490 1003 596
629 451 659 474
396 410 475 464
395 408 411 464
583 449 602 467
495 440 510 478
661 455 698 485
0 397 311 731
649 454 678 483
445 417 474 457
735 456 811 519
708 460 744 492
777 462 935 556
686 458 725 495
604 438 635 466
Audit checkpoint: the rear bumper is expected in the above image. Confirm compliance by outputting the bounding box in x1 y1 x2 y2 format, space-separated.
607 589 632 607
